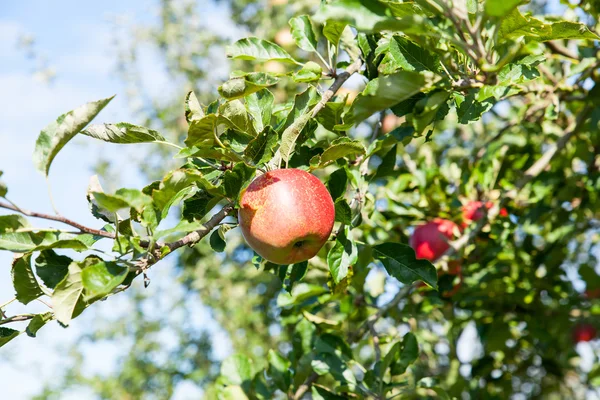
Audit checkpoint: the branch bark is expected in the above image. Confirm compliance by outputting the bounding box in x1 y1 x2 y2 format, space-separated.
292 372 318 400
0 314 35 326
310 58 363 119
0 200 116 239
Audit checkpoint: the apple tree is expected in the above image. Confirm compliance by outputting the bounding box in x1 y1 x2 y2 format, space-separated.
2 0 600 399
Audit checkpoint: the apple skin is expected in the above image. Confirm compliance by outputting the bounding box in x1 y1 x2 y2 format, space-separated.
462 200 508 225
572 323 597 343
238 169 335 265
462 200 492 223
410 218 459 261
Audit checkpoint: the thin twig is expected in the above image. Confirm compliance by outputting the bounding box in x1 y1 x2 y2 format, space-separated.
310 58 363 119
0 200 116 239
164 203 235 252
0 314 36 326
546 41 579 60
292 372 318 400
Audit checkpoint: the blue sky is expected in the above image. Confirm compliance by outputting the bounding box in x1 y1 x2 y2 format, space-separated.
0 1 237 398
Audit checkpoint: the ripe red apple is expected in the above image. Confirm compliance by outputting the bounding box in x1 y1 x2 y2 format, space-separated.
462 200 508 225
462 201 492 223
572 323 597 343
409 218 459 261
238 169 335 265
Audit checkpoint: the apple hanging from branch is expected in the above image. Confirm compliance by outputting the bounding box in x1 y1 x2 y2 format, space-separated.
238 169 335 265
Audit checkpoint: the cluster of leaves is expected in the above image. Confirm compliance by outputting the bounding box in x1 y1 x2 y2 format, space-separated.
2 0 600 399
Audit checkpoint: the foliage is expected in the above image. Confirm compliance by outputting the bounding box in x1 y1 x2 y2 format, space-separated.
2 0 600 399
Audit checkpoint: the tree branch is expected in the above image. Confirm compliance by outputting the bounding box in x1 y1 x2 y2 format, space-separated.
0 314 36 326
546 41 579 60
0 200 115 239
164 203 235 252
310 58 363 119
292 372 318 400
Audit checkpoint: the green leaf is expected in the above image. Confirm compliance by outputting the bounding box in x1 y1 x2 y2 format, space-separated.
219 100 253 135
226 37 297 63
219 72 280 100
538 21 600 41
498 9 600 42
412 91 450 133
281 87 319 132
11 253 43 305
455 91 494 124
316 101 345 131
35 250 72 290
374 144 397 178
0 232 90 253
484 0 525 17
313 0 424 33
81 261 128 301
379 35 441 75
328 168 349 201
312 386 347 400
246 89 274 133
210 229 226 252
348 71 438 125
92 188 153 214
182 190 218 222
334 199 352 225
323 21 347 47
52 262 84 326
373 242 438 289
184 114 217 148
293 61 323 83
177 147 243 162
81 123 166 144
311 352 357 386
244 127 279 166
220 354 255 386
0 214 30 233
289 15 319 53
0 327 20 348
286 261 308 293
280 114 311 165
86 175 117 223
33 96 114 176
185 90 204 123
311 137 366 169
25 312 53 338
268 349 292 391
223 163 256 201
327 228 358 284
379 0 428 17
381 332 419 377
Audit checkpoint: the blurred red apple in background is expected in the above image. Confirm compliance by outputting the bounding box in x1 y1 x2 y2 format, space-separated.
572 323 597 343
238 169 335 265
410 218 459 261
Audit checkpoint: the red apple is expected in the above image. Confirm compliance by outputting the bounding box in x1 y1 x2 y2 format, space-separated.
409 218 459 261
462 201 508 225
462 201 492 223
572 323 597 343
238 169 335 265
